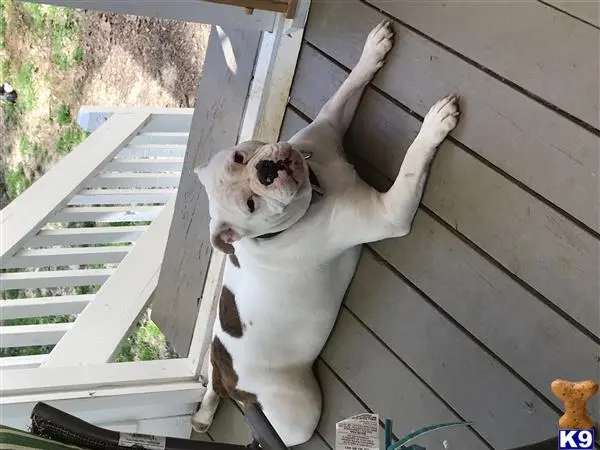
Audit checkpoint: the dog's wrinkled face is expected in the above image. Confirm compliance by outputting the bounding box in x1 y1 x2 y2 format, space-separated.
195 140 313 254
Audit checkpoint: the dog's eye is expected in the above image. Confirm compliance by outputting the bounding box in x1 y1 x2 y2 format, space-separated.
233 152 244 164
247 198 255 213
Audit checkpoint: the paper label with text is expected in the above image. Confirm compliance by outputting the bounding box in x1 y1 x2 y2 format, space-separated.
335 413 380 450
118 432 166 450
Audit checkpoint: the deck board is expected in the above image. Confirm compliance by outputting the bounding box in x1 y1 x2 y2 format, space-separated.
539 1 599 28
322 307 501 448
304 0 599 233
207 397 331 450
366 0 600 129
338 252 559 447
208 399 253 444
316 359 486 450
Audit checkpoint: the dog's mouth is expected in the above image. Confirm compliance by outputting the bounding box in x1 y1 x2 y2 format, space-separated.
255 150 306 189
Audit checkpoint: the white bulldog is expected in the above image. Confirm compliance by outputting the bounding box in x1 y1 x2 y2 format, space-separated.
191 20 460 446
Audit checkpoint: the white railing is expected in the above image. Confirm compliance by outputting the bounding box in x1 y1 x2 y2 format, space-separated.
0 108 210 431
1 109 189 361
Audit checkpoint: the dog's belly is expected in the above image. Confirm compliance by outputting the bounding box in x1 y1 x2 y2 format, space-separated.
217 245 361 368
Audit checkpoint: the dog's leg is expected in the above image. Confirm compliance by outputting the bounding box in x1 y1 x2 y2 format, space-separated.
381 95 459 233
191 369 221 433
314 20 394 136
330 95 459 249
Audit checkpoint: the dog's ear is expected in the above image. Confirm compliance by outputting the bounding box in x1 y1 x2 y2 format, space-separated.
209 219 241 255
193 164 210 186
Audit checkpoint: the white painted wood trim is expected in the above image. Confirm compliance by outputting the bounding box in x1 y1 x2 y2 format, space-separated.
256 14 306 140
2 358 194 396
186 251 225 376
103 159 184 173
282 0 310 33
43 198 176 366
0 113 150 260
127 135 188 147
87 173 181 189
69 189 176 206
4 247 131 269
80 107 194 115
116 148 187 159
0 323 73 348
2 381 204 431
79 108 194 134
239 10 306 142
0 295 93 320
0 354 46 370
27 0 277 32
53 206 162 223
0 268 113 290
29 226 147 247
131 131 190 140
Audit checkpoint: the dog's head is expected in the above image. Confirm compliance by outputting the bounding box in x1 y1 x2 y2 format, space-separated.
195 140 313 254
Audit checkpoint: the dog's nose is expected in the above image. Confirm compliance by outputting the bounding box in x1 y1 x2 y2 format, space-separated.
256 160 280 186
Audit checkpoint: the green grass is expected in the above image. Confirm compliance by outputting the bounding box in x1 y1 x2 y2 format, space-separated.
0 7 6 50
54 126 88 155
1 289 20 300
0 344 55 357
18 2 83 70
14 61 36 111
19 135 41 156
1 61 37 126
73 46 84 64
0 59 10 80
21 2 45 35
5 315 75 326
49 7 81 71
5 164 30 199
55 103 71 125
115 316 170 362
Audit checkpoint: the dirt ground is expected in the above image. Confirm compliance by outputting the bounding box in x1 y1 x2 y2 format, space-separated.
0 4 210 208
79 11 209 108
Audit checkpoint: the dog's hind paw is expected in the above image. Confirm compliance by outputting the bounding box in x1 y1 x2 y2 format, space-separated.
191 408 216 434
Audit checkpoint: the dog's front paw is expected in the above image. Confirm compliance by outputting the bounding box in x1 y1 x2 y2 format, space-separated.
358 20 394 75
420 95 460 147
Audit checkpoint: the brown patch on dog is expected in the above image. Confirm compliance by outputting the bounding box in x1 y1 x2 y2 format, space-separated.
219 286 244 338
229 254 240 268
210 336 259 410
210 336 234 397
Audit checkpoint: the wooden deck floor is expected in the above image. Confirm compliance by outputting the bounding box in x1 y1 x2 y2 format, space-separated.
201 1 599 449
